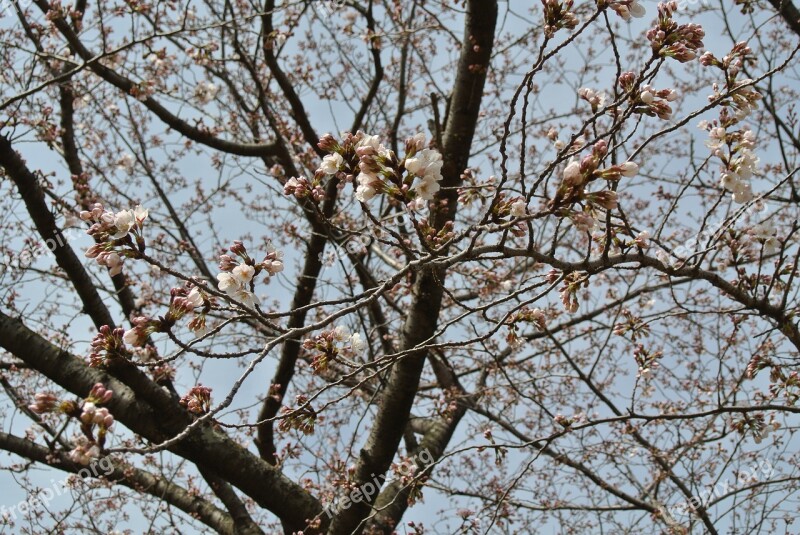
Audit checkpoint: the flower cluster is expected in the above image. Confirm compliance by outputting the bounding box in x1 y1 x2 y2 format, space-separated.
541 0 579 38
216 240 284 309
505 307 547 345
578 87 606 113
699 117 759 204
30 383 115 465
613 309 651 341
606 0 646 20
405 136 445 203
69 437 102 465
709 78 762 121
89 324 128 366
284 175 325 202
303 325 366 373
28 392 62 414
117 286 208 350
82 203 149 275
744 341 775 380
122 316 161 347
416 218 457 248
390 456 430 506
145 49 174 79
700 42 761 113
160 285 211 337
618 72 678 120
701 43 761 120
646 1 705 63
304 131 446 209
731 412 782 444
748 220 780 256
117 153 136 174
355 133 398 202
550 140 637 229
767 366 800 406
697 43 763 203
180 384 212 414
278 395 317 435
633 344 663 379
554 414 574 428
194 80 219 104
109 244 281 354
361 132 443 204
218 263 258 308
80 399 114 430
557 271 587 313
164 286 205 324
186 41 219 66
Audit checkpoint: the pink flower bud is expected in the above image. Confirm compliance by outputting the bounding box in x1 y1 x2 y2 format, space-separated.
29 392 59 413
592 140 608 157
588 190 618 210
84 244 104 259
618 71 636 90
317 133 338 152
218 254 237 271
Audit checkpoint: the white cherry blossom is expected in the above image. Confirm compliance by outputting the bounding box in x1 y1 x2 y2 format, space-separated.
411 175 441 200
356 184 377 203
112 210 135 239
350 332 366 353
510 200 527 217
320 153 343 175
405 148 443 181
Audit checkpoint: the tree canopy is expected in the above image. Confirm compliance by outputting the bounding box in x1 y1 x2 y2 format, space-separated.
1 0 799 533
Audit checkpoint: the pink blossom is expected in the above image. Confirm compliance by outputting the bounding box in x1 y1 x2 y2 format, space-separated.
571 211 597 232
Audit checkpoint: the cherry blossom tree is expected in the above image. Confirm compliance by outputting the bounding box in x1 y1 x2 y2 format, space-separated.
1 0 799 533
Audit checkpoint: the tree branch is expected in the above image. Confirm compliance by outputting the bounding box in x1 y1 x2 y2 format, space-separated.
29 0 281 159
0 431 237 535
0 310 326 533
0 134 116 330
327 2 499 533
768 0 800 37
